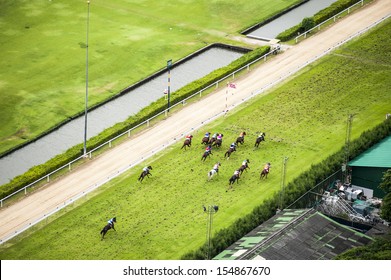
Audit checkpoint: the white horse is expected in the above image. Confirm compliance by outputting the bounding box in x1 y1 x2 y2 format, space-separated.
208 169 218 181
208 162 221 181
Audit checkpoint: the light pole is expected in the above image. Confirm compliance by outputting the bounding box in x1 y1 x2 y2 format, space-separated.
83 1 90 156
279 157 288 210
167 59 172 112
203 205 219 260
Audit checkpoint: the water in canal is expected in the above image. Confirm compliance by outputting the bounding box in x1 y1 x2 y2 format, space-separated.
247 0 338 40
0 47 244 185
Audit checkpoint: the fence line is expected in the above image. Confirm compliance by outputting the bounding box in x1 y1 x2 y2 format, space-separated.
295 0 367 43
1 9 389 244
0 0 374 207
0 49 279 208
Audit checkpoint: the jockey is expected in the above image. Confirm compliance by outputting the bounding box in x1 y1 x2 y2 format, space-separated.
239 132 245 137
205 145 212 153
259 132 265 138
143 166 151 173
230 142 236 149
204 132 210 138
108 217 116 225
242 159 248 167
234 170 240 177
264 163 270 170
185 134 193 140
217 133 223 140
213 162 220 172
211 133 217 140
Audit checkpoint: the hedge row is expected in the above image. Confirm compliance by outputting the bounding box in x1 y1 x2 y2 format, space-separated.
276 0 368 42
181 118 391 260
0 46 270 200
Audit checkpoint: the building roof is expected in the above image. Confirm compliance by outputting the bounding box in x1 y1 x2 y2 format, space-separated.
214 209 373 260
349 135 391 168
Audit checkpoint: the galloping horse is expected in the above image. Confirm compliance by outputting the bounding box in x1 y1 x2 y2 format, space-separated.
229 170 240 185
138 166 152 182
235 132 246 145
260 163 271 179
201 150 212 161
224 146 236 159
208 133 218 145
100 217 116 240
238 159 250 175
181 135 193 150
201 132 210 145
208 162 221 181
254 132 266 148
212 134 223 148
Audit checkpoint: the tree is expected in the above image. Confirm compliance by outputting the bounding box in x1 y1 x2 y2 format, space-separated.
379 169 391 221
301 17 315 32
379 169 391 193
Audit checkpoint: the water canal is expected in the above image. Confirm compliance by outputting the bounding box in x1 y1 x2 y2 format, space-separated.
0 46 245 185
0 0 342 185
246 0 338 40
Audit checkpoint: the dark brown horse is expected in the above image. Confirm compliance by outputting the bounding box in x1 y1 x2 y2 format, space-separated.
100 217 116 240
224 146 236 159
254 132 266 148
201 150 212 161
138 166 152 182
201 132 210 145
229 172 240 185
235 132 246 145
212 134 223 148
181 135 193 150
260 163 271 179
238 159 250 175
208 133 217 145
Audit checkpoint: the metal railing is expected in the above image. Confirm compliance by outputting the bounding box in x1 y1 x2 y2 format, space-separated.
295 0 366 43
0 48 278 208
1 9 389 243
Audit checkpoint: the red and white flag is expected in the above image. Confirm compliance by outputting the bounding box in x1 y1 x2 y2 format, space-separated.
228 82 236 89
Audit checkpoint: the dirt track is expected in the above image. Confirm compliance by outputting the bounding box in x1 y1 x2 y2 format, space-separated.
1 0 390 244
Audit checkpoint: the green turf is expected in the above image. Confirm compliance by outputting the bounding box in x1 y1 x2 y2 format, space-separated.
0 0 299 154
1 18 390 260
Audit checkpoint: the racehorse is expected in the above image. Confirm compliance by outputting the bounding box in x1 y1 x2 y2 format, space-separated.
254 133 266 148
260 163 271 179
100 218 116 240
208 133 217 145
208 162 221 181
138 166 152 182
235 132 246 145
239 159 250 175
212 134 223 148
201 132 210 145
201 150 212 161
224 146 236 159
229 172 240 185
181 135 193 150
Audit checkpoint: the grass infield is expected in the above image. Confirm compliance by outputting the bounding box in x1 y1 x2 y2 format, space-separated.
0 17 390 260
0 0 299 154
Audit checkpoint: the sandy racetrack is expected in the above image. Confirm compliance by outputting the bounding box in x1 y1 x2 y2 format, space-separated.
1 0 390 244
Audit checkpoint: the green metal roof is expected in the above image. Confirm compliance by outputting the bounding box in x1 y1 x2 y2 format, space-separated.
349 135 391 168
214 209 373 260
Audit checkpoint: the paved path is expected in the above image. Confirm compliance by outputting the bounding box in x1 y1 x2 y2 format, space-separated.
1 0 390 244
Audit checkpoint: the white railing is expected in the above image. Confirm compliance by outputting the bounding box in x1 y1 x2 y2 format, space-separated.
0 48 278 208
1 9 389 244
295 0 365 43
